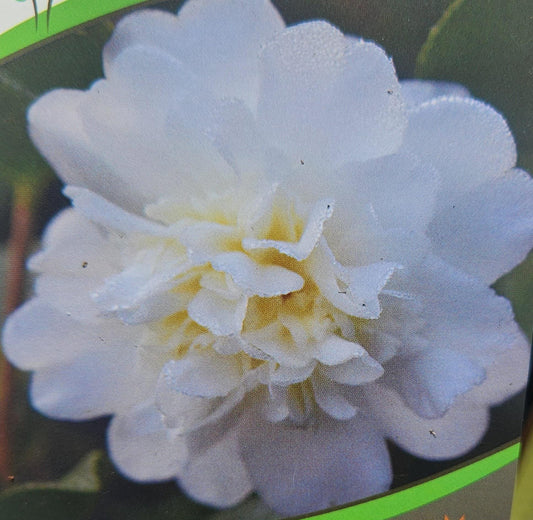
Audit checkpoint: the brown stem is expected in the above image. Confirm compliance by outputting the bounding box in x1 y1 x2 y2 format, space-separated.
0 183 35 484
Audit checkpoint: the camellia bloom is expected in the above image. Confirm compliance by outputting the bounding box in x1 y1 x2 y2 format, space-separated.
3 0 533 516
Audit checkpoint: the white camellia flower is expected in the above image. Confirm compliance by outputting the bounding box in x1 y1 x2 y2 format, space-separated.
3 0 533 516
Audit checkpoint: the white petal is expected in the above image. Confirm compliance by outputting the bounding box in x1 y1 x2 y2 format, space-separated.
429 168 533 284
404 97 516 201
337 152 439 233
64 186 167 236
319 354 384 386
188 288 247 336
180 429 252 508
27 90 144 211
409 256 526 364
244 322 312 367
261 386 290 422
340 262 399 319
30 346 154 420
309 241 398 319
92 252 190 323
311 375 358 420
108 403 187 482
211 252 303 296
258 23 405 167
155 374 220 432
269 362 316 386
239 412 392 516
387 349 485 419
400 79 470 108
2 299 118 370
162 350 242 398
466 333 530 407
365 383 490 460
179 223 239 264
242 199 334 260
314 336 366 366
25 210 117 322
104 1 284 105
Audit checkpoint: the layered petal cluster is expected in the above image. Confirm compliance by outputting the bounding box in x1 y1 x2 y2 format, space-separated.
3 0 533 516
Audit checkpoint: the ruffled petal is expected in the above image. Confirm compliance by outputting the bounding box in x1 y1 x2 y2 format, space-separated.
239 412 392 516
108 403 187 482
188 288 247 336
212 252 304 296
161 350 242 398
243 199 333 261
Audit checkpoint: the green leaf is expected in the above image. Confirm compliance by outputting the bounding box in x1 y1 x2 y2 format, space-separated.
415 0 533 172
0 450 103 520
0 20 113 189
209 496 278 520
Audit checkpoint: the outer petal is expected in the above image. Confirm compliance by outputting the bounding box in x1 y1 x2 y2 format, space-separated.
257 22 405 167
2 299 116 370
239 412 392 516
364 383 490 460
387 348 486 419
108 403 187 482
27 90 145 211
103 0 285 105
179 429 252 508
407 256 527 364
428 168 533 284
403 97 516 202
30 343 155 420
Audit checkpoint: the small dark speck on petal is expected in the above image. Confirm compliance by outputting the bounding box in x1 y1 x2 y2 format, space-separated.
300 159 304 165
82 261 88 268
387 90 393 95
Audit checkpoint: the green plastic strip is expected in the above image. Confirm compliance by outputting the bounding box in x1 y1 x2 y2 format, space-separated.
310 442 520 519
0 0 148 61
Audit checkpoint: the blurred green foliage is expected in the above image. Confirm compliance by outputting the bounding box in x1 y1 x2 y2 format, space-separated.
0 451 102 520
